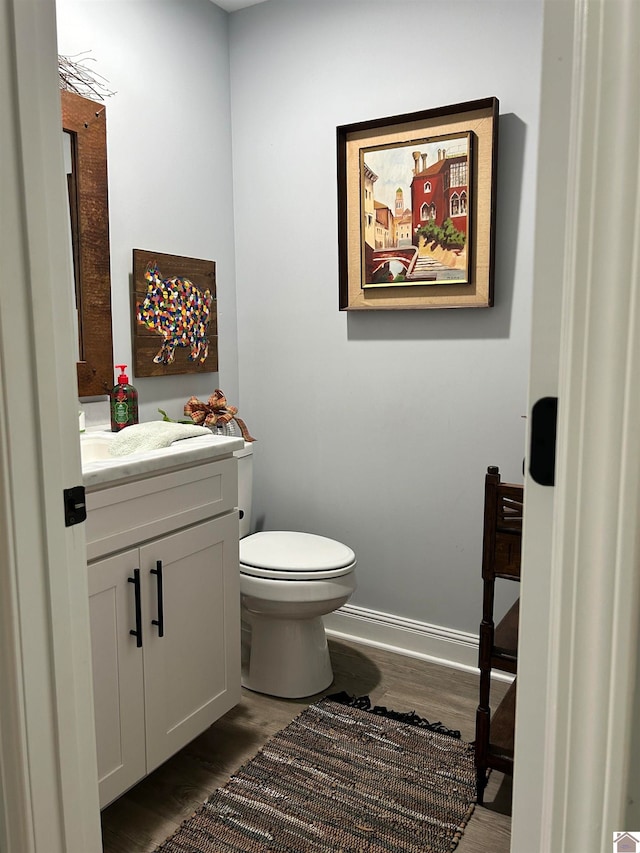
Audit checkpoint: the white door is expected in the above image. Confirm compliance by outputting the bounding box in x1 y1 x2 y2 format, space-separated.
88 550 146 808
512 1 640 851
141 513 241 772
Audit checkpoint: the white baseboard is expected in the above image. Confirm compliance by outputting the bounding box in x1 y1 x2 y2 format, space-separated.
324 604 513 683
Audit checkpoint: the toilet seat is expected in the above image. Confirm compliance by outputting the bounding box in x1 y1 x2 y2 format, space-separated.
240 531 357 581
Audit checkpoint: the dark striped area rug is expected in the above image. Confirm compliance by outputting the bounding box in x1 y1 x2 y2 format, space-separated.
153 694 476 853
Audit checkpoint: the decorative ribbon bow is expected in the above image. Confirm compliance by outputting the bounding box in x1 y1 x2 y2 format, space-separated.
184 390 256 442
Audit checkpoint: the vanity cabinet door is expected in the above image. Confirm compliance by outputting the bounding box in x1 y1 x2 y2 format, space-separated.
140 512 241 773
88 549 146 808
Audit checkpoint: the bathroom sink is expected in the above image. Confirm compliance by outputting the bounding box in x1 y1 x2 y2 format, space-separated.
80 433 115 465
80 427 244 490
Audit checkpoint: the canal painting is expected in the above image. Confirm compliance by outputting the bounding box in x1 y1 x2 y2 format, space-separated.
360 131 472 288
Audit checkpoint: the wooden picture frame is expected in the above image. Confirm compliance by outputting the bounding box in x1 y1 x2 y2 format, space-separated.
61 90 114 394
132 249 217 377
337 97 499 310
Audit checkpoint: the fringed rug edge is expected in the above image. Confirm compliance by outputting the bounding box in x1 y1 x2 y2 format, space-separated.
326 691 463 739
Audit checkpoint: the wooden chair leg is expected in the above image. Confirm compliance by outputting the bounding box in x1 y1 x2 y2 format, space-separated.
476 768 487 804
475 704 490 805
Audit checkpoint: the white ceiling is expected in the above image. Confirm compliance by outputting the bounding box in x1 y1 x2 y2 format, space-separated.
212 0 268 11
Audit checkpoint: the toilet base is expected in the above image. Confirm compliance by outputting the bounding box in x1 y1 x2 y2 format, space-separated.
241 611 334 698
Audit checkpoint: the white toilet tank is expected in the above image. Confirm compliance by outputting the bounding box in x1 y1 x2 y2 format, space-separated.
234 442 253 538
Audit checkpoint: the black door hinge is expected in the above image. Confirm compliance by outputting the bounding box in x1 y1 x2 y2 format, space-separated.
64 485 86 527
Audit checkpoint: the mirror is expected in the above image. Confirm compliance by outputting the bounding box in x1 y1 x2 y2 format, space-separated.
61 89 114 397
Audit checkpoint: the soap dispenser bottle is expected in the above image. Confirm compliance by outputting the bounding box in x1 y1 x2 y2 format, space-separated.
110 364 139 431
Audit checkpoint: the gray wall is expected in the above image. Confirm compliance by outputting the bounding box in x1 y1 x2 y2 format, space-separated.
230 0 543 633
57 0 543 638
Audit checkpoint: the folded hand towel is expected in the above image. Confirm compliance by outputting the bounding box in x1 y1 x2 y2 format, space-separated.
108 421 211 457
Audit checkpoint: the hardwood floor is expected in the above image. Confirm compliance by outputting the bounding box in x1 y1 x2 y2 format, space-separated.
100 637 512 853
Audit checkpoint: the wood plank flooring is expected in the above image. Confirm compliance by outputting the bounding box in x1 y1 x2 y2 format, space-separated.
100 637 512 853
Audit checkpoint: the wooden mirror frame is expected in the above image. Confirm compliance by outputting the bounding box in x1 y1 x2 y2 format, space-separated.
61 89 114 396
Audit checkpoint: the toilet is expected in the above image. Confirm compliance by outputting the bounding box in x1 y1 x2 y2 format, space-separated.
234 443 357 699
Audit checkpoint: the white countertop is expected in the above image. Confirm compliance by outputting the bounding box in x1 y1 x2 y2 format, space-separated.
81 428 244 490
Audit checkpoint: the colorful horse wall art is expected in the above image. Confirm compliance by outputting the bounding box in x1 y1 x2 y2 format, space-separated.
137 261 213 366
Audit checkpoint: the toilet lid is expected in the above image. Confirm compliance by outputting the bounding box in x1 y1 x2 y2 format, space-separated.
239 531 356 573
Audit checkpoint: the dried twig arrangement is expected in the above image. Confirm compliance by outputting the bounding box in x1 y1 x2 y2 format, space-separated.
58 52 115 101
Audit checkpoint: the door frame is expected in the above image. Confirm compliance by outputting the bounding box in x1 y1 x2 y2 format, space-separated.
1 0 639 851
0 0 102 850
513 0 640 850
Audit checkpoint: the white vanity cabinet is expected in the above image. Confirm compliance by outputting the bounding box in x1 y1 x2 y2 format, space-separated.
85 453 241 809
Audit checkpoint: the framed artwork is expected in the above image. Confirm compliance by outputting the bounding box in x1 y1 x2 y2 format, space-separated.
132 249 217 377
337 97 499 310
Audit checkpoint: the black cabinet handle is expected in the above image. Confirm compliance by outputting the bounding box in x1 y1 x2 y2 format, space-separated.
150 560 164 638
128 569 142 648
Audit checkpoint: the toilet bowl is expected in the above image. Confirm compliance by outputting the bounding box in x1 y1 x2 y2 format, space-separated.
234 446 357 699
